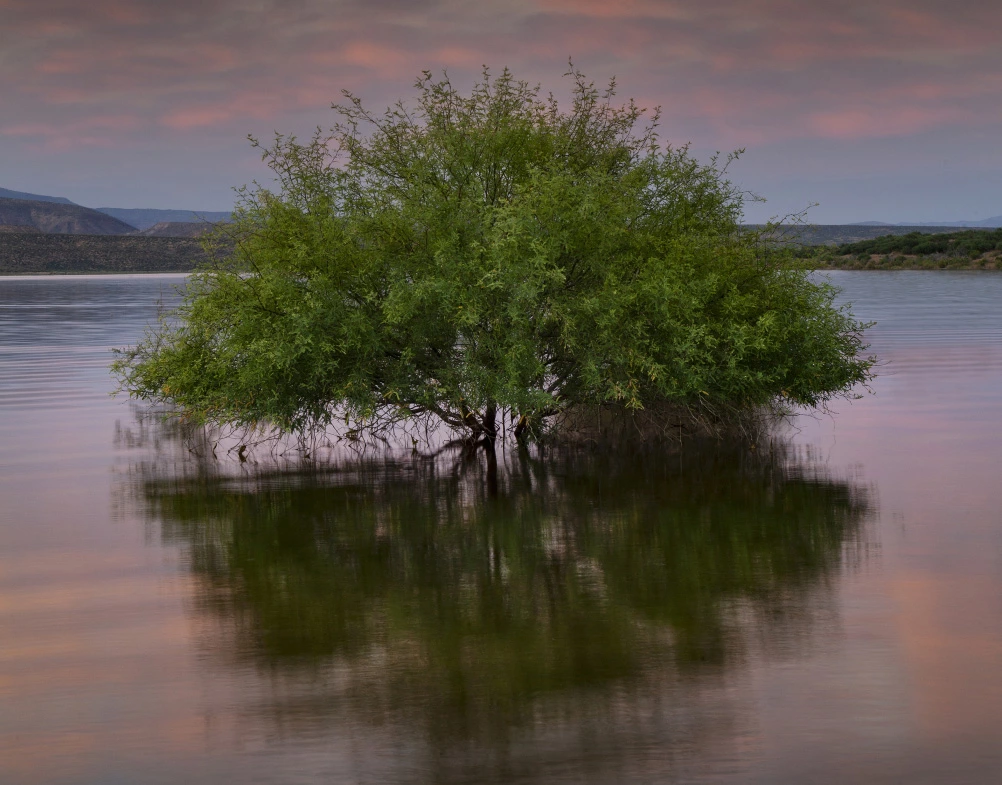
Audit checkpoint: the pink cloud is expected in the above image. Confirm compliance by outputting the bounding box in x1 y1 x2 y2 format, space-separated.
161 107 238 130
2 114 148 150
159 91 288 130
311 41 416 76
3 0 1002 156
538 0 691 20
808 108 937 139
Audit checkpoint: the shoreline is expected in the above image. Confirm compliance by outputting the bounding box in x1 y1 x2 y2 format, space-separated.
4 267 1002 278
0 232 207 275
0 272 192 279
3 235 1001 275
811 257 1001 271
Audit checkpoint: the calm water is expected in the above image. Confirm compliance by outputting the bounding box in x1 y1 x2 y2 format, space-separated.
1 272 1001 784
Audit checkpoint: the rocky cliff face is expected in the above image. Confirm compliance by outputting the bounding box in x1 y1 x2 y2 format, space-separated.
0 197 136 235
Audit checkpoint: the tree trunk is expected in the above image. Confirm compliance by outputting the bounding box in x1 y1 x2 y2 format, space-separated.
481 403 498 443
484 439 498 497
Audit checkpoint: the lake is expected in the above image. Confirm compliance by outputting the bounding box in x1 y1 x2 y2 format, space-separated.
1 272 1001 784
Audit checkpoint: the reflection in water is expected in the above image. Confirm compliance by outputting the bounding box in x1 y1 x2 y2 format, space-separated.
10 272 1002 783
124 432 871 763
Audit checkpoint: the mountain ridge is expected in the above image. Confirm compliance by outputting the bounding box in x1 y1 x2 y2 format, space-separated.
0 197 135 235
0 187 75 205
2 184 998 232
137 221 215 237
96 207 232 230
1 186 232 230
852 217 1002 228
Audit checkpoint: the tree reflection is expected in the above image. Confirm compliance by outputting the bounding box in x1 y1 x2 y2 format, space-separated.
126 436 870 744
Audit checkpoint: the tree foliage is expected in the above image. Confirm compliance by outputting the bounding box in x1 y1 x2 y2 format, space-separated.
114 66 873 443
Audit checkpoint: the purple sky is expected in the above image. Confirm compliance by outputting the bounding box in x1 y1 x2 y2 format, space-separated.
2 0 1001 222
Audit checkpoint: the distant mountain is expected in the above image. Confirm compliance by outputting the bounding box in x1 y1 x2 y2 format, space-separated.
137 221 217 238
923 217 1002 227
97 207 232 231
0 187 75 205
1 185 235 230
0 197 135 235
852 217 1002 228
753 224 976 246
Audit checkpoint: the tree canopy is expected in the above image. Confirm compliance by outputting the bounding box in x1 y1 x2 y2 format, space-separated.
114 66 873 445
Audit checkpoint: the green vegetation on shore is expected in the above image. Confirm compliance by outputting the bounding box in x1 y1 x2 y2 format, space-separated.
803 228 1002 270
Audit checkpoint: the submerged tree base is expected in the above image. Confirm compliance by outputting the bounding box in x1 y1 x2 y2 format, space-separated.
124 395 802 490
550 400 789 447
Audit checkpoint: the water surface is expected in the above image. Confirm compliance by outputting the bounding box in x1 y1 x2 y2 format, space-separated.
1 272 1001 784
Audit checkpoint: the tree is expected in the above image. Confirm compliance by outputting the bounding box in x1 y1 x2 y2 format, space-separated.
113 66 873 446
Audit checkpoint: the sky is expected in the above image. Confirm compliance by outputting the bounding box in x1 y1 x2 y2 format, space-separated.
2 0 1001 223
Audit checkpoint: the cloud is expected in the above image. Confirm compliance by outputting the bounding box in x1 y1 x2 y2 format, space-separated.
1 0 1000 212
2 113 148 151
807 107 959 140
4 0 1000 145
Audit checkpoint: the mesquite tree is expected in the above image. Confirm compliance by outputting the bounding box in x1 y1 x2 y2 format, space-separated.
114 66 873 445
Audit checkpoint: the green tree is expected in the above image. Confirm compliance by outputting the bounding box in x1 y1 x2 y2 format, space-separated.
114 66 873 444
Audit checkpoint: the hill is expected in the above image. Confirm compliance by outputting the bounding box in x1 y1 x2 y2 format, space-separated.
0 197 136 235
136 221 215 238
854 217 1002 228
97 207 231 230
0 186 234 229
0 187 75 205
